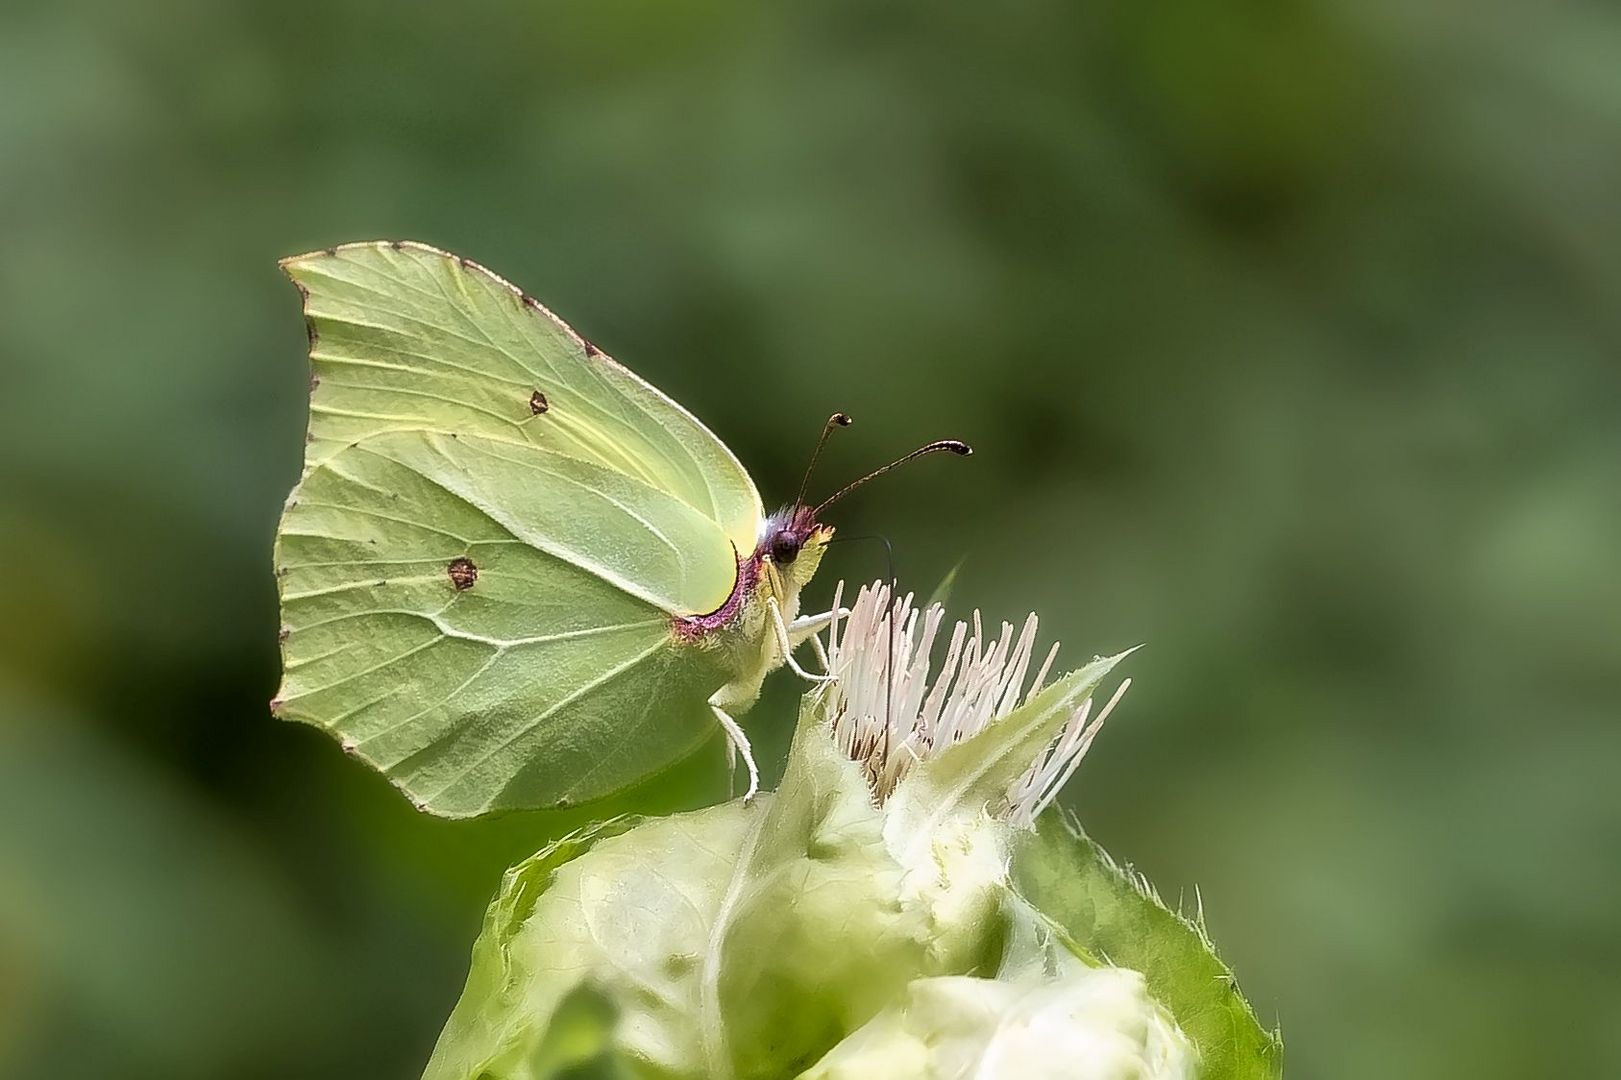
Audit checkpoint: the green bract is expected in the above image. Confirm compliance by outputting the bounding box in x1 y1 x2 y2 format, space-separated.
1011 815 1285 1080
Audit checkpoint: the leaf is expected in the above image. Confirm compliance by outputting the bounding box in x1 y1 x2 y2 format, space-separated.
1009 812 1284 1080
795 967 1197 1080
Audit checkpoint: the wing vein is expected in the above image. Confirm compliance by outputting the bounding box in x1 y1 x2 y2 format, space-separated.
313 346 533 390
293 500 473 544
392 441 688 613
457 439 686 563
283 633 448 702
354 649 506 750
319 378 526 430
420 637 671 808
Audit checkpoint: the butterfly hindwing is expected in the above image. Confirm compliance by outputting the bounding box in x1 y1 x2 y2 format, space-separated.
274 429 739 816
283 241 763 555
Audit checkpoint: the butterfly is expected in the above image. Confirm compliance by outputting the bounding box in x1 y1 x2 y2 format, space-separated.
270 241 968 817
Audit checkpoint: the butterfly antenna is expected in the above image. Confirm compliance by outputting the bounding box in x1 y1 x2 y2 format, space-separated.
812 439 972 517
795 412 854 509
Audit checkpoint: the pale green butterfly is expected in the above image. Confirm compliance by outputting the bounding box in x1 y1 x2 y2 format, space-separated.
271 241 968 817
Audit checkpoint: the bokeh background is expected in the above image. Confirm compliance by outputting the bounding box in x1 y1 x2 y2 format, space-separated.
4 2 1619 1077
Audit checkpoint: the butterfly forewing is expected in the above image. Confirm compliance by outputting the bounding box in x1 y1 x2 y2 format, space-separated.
284 242 763 555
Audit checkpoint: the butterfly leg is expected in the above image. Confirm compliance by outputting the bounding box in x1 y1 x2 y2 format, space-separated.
768 597 837 684
789 608 845 672
788 608 844 641
709 702 759 802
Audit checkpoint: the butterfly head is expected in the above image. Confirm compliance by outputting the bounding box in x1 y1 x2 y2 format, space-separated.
757 505 834 596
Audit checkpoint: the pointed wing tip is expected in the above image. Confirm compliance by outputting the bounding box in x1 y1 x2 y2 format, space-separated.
278 239 441 275
277 245 348 276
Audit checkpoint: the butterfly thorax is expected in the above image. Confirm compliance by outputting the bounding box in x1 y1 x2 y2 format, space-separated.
688 506 832 713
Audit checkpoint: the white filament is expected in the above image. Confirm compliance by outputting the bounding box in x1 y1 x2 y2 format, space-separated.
819 581 1127 821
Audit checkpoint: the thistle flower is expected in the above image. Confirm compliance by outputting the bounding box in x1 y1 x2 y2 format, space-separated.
422 580 1278 1080
817 580 1131 825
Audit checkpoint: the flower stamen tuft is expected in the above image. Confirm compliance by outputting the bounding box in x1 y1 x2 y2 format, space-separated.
818 581 1128 820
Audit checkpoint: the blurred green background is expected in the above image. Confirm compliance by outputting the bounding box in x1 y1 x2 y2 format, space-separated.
3 1 1619 1077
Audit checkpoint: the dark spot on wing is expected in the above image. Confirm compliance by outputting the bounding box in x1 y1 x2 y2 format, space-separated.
387 240 403 250
310 373 320 391
323 246 337 257
529 390 549 415
457 255 472 270
447 557 478 591
582 339 600 358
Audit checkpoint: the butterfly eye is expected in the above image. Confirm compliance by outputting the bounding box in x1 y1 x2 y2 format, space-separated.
771 532 803 565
